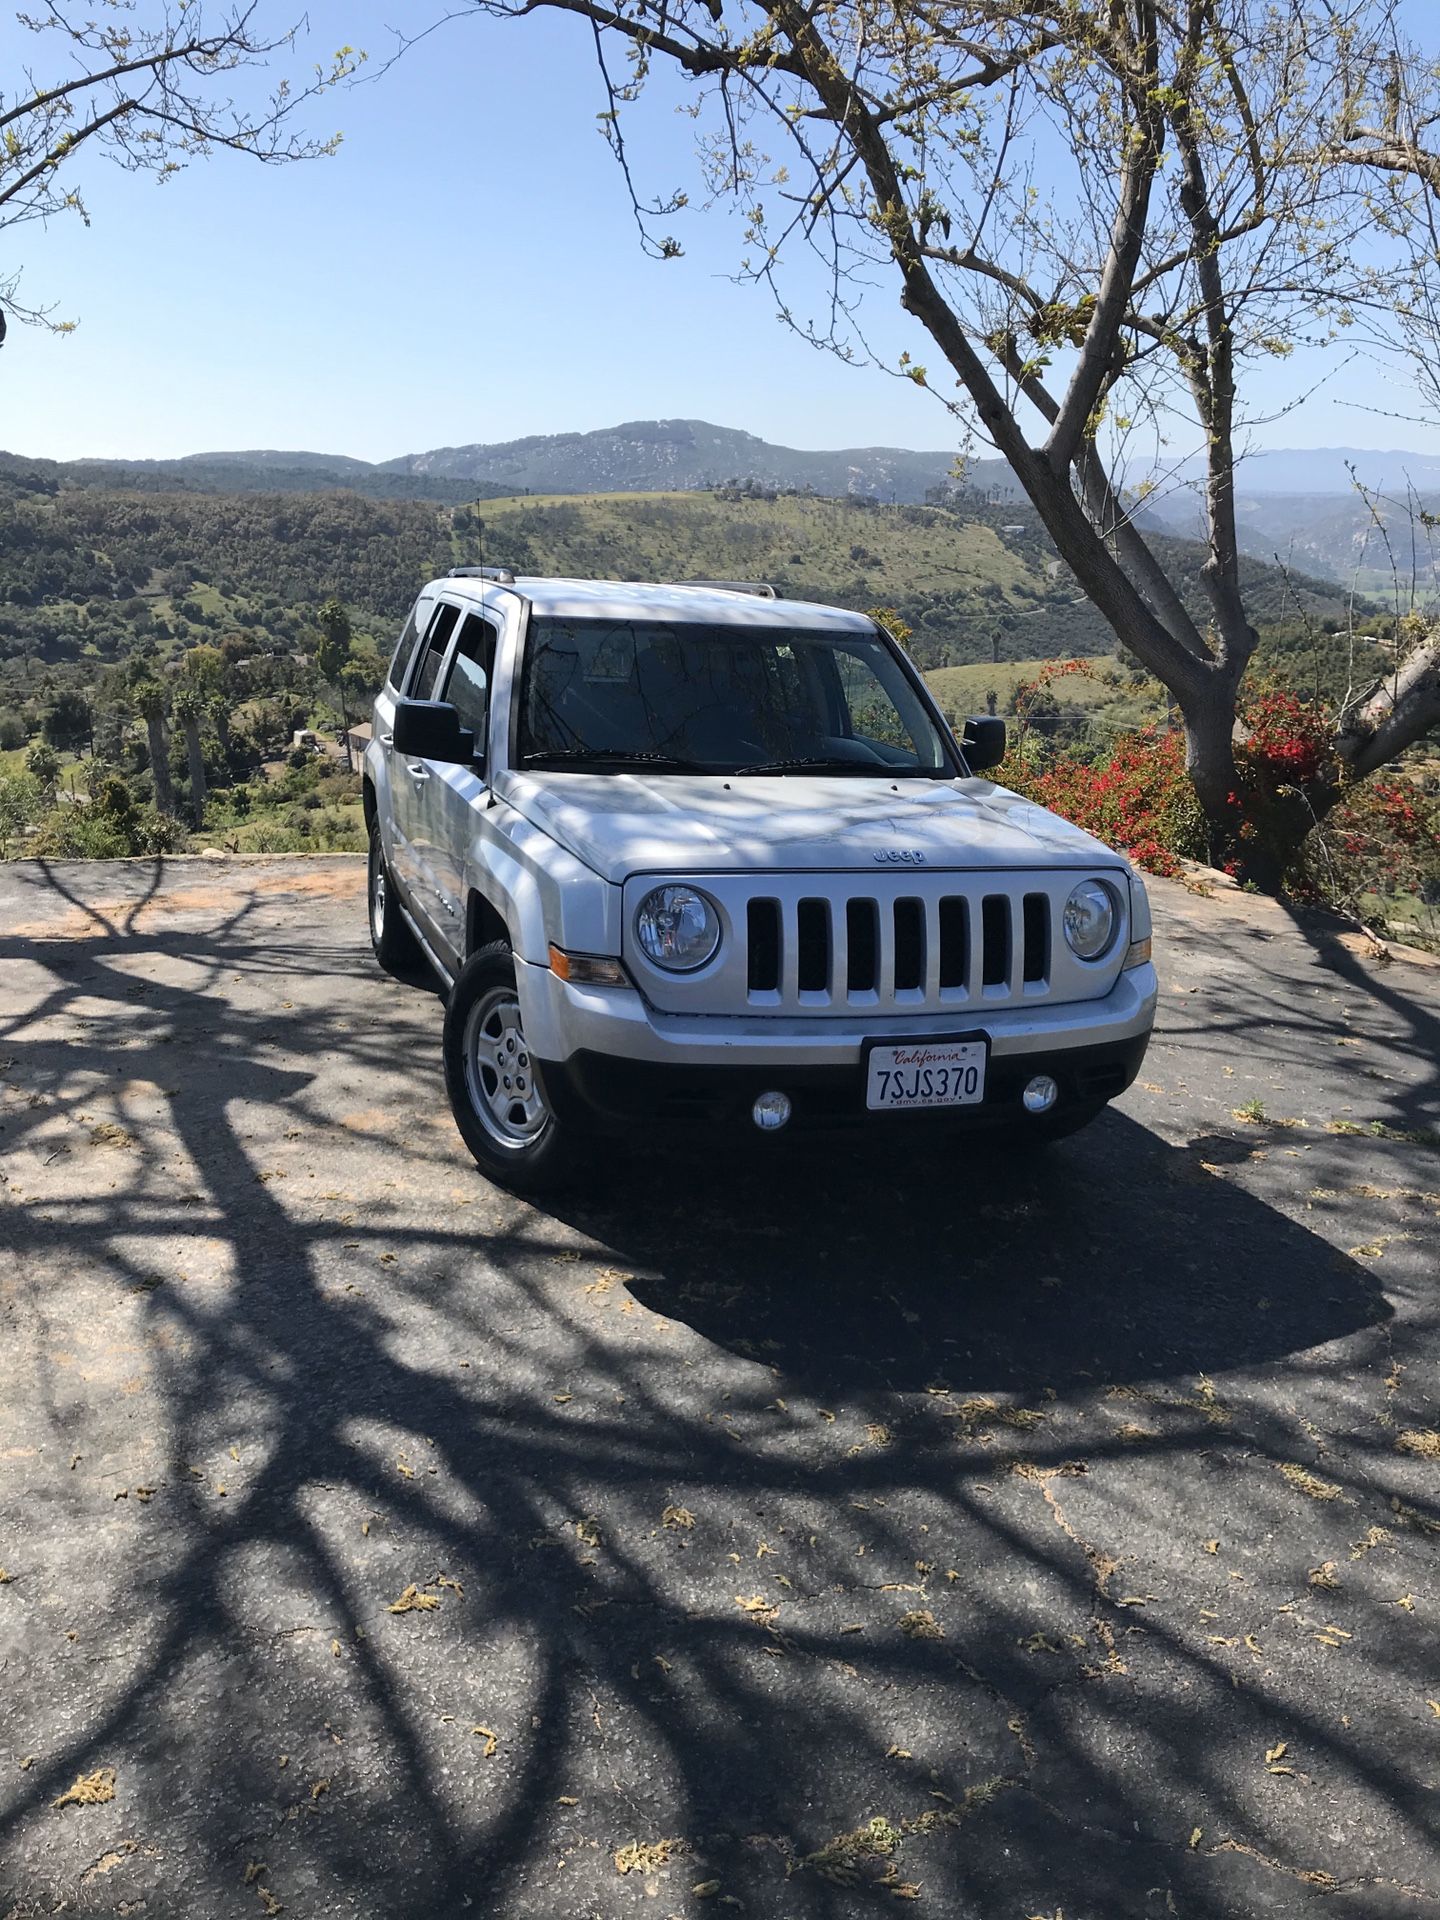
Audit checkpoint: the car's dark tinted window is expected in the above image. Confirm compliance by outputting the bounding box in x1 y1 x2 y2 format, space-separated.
387 608 423 691
518 619 951 775
410 603 461 701
442 613 497 742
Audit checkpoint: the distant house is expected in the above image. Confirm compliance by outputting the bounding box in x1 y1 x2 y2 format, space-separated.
343 721 372 758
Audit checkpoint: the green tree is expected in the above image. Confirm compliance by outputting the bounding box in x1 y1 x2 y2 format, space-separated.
24 741 59 794
132 679 174 817
173 645 226 825
173 686 209 828
315 598 358 771
452 0 1438 887
42 689 91 753
0 773 43 856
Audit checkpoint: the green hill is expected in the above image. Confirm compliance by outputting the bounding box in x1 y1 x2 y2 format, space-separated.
474 489 1357 670
0 476 1364 694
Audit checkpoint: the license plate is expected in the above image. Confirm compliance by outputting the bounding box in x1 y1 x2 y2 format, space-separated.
865 1036 988 1111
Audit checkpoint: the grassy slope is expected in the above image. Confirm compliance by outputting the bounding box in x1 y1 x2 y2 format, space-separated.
473 491 1106 663
471 491 1354 670
478 489 1029 589
925 661 1126 710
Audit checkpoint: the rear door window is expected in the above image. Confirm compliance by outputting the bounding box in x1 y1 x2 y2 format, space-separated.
387 604 425 692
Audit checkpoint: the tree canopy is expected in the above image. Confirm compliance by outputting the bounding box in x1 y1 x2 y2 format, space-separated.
448 0 1440 884
2 2 360 328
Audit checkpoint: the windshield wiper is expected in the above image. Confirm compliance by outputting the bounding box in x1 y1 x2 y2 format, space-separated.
737 755 889 775
521 747 709 772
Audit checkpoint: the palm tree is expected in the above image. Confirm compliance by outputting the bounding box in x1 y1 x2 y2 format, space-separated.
173 685 207 827
315 598 355 772
133 679 174 816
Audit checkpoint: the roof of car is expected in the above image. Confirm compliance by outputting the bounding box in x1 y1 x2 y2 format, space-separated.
425 574 878 632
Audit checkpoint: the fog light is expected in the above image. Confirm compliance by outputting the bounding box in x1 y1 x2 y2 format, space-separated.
1022 1074 1059 1115
752 1090 792 1132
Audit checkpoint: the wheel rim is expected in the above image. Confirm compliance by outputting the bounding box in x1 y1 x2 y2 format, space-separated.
370 851 386 939
462 986 550 1151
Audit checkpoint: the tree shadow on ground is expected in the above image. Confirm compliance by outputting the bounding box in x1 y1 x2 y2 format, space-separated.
1 859 1436 1920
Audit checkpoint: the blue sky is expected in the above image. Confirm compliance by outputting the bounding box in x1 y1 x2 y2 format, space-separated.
4 0 1437 464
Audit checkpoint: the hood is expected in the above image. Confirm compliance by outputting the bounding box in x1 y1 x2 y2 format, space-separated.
497 770 1126 885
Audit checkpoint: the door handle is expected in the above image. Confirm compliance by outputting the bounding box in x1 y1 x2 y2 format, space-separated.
405 763 430 782
380 731 394 747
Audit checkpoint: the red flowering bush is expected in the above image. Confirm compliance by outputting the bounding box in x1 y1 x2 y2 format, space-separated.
999 726 1207 878
1305 773 1440 943
1236 686 1334 788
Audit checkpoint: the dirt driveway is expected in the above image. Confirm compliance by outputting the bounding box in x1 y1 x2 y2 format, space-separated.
1 855 1437 1919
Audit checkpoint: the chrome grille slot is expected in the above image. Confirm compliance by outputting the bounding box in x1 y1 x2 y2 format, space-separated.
893 899 925 994
796 898 830 995
1022 892 1050 984
747 899 781 993
846 899 878 994
937 897 969 989
981 895 1010 988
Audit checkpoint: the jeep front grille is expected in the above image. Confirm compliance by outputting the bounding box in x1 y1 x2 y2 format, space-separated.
623 871 1128 1018
743 888 1052 1005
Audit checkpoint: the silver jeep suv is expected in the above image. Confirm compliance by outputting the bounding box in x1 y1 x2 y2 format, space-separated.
364 571 1157 1190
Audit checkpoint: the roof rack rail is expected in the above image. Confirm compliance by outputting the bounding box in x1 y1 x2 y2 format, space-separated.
674 578 777 600
447 565 516 585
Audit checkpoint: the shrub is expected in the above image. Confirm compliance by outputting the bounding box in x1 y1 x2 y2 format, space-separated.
91 774 137 824
30 806 133 860
999 727 1207 879
132 808 189 856
0 711 26 751
247 823 307 853
0 772 43 855
1302 774 1440 946
24 741 60 790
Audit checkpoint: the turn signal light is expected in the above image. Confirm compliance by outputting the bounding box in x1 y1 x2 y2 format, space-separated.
548 944 627 987
1123 937 1152 970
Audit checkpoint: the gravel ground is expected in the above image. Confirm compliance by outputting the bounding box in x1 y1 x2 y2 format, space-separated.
1 854 1437 1920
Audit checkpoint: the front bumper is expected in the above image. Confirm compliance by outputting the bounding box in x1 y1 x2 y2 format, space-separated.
538 1032 1150 1135
518 957 1157 1134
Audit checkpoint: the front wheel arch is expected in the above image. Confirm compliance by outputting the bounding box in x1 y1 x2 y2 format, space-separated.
466 888 511 960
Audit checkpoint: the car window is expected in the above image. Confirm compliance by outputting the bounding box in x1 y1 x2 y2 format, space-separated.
410 602 461 701
442 613 497 743
387 605 424 691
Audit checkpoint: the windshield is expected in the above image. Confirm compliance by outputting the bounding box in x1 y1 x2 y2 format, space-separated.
517 618 954 776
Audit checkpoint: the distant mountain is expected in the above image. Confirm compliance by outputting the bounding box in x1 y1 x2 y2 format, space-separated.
1138 481 1440 585
0 449 497 506
1158 445 1440 495
11 421 1440 585
1 420 1018 507
379 418 1015 503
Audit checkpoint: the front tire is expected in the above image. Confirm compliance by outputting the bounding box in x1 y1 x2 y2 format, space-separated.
369 825 422 976
442 941 586 1193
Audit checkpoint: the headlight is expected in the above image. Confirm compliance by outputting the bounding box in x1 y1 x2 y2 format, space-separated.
635 885 721 971
1062 880 1119 960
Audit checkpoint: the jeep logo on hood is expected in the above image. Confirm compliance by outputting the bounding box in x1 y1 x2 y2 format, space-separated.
874 849 926 865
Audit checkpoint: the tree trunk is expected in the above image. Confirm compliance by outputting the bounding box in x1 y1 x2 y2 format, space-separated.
145 713 174 816
1179 689 1326 893
183 719 206 828
337 682 353 774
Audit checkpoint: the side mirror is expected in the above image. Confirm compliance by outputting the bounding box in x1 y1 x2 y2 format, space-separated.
392 698 477 766
961 715 1007 772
